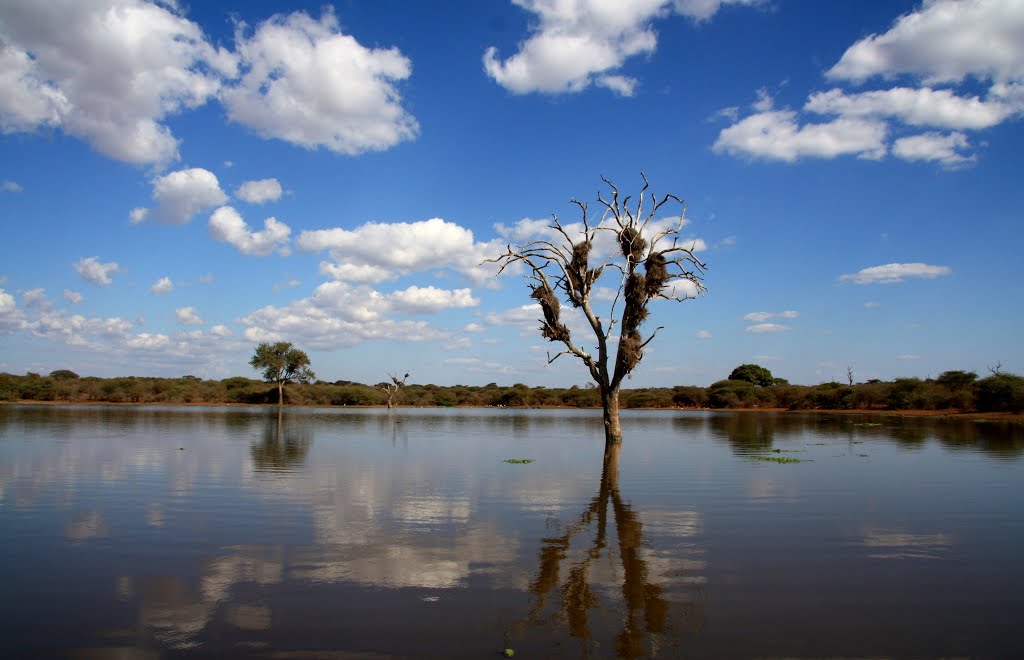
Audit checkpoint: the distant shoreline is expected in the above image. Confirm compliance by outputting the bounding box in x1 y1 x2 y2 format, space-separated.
4 400 1022 422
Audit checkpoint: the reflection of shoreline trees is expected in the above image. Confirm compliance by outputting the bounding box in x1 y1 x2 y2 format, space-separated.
508 447 705 657
250 409 313 471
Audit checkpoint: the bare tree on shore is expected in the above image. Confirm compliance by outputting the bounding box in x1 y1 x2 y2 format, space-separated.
382 371 409 409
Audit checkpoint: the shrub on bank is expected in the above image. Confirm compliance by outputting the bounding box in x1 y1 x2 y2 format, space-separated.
1 368 1021 414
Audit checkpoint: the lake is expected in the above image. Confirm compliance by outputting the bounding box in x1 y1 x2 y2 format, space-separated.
1 405 1022 658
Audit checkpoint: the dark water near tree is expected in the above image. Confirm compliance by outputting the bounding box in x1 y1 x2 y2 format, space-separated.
1 405 1021 658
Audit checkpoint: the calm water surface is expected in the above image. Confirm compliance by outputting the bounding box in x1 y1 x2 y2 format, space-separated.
1 405 1022 658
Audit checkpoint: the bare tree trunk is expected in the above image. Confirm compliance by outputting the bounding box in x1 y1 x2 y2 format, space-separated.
602 436 621 492
277 381 283 406
601 387 623 446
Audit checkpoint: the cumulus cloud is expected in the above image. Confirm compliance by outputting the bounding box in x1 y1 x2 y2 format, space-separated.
745 323 792 333
240 277 478 350
892 131 975 168
387 286 479 314
236 178 283 204
318 262 394 284
63 289 82 304
27 310 133 347
21 287 45 306
806 87 1015 130
127 332 170 350
713 110 888 161
827 0 1024 85
151 277 174 295
74 256 119 286
175 306 203 325
242 298 447 351
299 217 497 284
695 329 712 339
484 0 759 96
743 310 799 323
2 180 23 192
136 168 229 225
0 288 23 332
0 0 235 165
208 206 291 256
715 1 1024 165
840 262 952 285
223 8 417 155
485 304 544 328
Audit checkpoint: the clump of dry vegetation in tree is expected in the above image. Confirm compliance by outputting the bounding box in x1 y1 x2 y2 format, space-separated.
488 174 707 445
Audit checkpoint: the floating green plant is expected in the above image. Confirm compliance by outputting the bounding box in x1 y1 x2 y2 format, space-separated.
504 648 515 657
747 455 808 464
503 458 534 464
853 422 882 427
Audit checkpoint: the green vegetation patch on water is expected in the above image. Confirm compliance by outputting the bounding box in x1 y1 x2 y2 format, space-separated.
747 455 809 464
502 458 535 464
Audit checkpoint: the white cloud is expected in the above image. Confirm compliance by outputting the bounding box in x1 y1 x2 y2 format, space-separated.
695 329 712 339
208 206 291 256
22 288 49 309
2 180 23 192
386 286 479 315
209 324 231 337
864 301 880 309
299 217 496 283
175 306 203 325
223 8 417 155
236 178 283 204
318 262 394 284
63 289 82 304
0 0 235 165
674 0 763 22
596 74 639 96
714 110 888 161
27 310 133 347
806 87 1015 130
129 207 149 224
485 304 543 327
484 0 758 96
745 323 791 333
127 332 171 350
827 0 1024 85
717 1 1024 168
271 278 301 293
743 310 799 322
74 256 120 286
141 168 228 225
840 262 952 285
464 323 485 333
151 277 174 295
897 354 921 361
0 288 24 332
892 131 975 168
241 295 450 351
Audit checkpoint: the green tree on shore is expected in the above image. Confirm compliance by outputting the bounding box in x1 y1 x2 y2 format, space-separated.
728 364 774 387
249 342 315 405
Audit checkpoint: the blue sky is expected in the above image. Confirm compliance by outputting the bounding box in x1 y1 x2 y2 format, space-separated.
1 0 1022 387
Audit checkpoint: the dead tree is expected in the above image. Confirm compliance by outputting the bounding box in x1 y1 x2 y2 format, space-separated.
489 174 706 446
382 371 409 409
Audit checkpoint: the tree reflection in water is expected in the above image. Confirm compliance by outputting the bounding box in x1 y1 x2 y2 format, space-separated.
250 408 312 472
509 444 705 657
